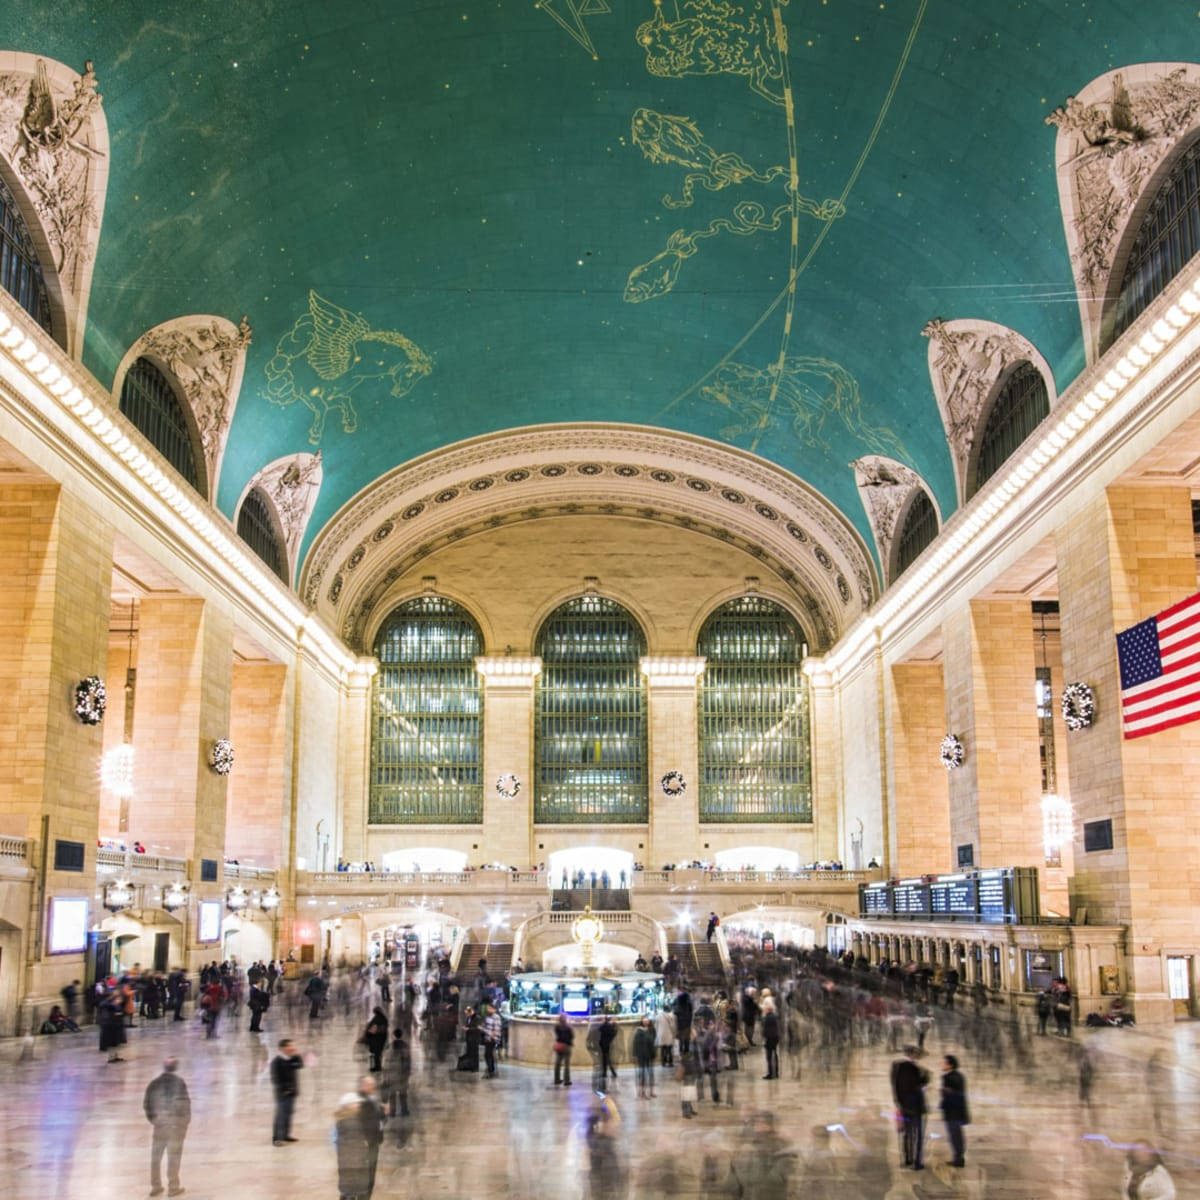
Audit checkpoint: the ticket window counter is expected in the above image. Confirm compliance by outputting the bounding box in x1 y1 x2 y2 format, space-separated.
1025 950 1063 994
989 946 1002 991
1168 956 1195 1019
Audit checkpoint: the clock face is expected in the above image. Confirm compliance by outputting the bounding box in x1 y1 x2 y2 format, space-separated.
573 915 602 944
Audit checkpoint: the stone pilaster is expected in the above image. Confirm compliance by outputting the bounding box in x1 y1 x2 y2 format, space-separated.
889 662 951 876
132 597 233 870
0 484 113 1006
226 662 289 868
1056 485 1200 1023
942 599 1044 870
476 657 539 868
641 657 704 867
807 665 841 863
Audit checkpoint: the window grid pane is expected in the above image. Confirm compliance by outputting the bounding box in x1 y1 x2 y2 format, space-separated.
973 362 1049 494
0 172 52 335
118 357 201 492
895 490 938 577
1111 138 1200 345
697 597 811 823
535 596 647 824
237 488 286 582
370 597 484 824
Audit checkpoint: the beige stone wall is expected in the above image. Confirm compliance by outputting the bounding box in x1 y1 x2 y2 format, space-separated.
646 679 701 866
295 653 346 870
942 599 1043 870
130 597 233 866
227 662 289 868
1057 486 1200 1017
837 654 886 868
480 677 535 869
889 662 951 876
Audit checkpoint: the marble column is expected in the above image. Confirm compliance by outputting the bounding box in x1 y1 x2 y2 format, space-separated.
1055 484 1200 1024
476 656 540 868
889 662 951 876
942 599 1044 871
132 598 233 871
0 483 112 1014
640 657 704 868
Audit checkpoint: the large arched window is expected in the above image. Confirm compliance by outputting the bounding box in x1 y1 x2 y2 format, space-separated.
534 596 647 823
1109 137 1200 347
370 597 483 824
118 357 203 493
697 597 811 823
893 489 938 579
237 487 287 583
0 172 53 336
970 362 1049 497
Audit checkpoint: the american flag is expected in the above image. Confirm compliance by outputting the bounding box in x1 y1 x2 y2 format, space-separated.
1117 589 1200 739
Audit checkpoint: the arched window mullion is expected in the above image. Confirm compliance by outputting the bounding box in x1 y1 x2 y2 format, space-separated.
118 357 203 494
1110 137 1200 347
0 171 53 336
970 362 1049 498
370 597 483 825
534 596 647 824
237 487 287 583
894 489 939 580
697 597 810 823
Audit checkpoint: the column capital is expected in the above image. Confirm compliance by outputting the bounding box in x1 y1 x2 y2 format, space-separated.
475 655 542 686
639 656 705 687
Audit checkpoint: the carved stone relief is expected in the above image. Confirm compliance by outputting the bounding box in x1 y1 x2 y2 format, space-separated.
241 451 323 585
851 456 935 583
920 318 1054 503
121 315 252 498
1046 63 1200 360
0 55 109 354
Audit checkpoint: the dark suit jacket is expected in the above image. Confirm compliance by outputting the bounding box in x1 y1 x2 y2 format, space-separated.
891 1058 929 1115
940 1069 969 1123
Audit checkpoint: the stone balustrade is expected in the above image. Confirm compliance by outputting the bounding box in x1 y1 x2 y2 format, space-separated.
95 848 188 875
0 835 29 862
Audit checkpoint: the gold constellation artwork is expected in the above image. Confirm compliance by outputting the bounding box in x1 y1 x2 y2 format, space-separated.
701 356 908 458
536 0 612 59
265 291 433 445
625 110 842 303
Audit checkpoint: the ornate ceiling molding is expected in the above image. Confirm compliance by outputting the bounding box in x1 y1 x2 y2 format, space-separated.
851 456 938 586
236 451 323 587
0 53 109 359
920 318 1057 505
300 425 879 652
1047 62 1200 364
113 313 252 503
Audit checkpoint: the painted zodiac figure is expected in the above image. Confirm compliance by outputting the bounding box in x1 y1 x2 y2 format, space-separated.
632 108 786 207
702 355 906 458
624 194 842 303
636 0 790 107
265 291 433 444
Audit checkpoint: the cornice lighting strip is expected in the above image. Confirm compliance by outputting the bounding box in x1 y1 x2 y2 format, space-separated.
640 656 707 686
475 656 542 680
0 302 361 681
820 271 1200 681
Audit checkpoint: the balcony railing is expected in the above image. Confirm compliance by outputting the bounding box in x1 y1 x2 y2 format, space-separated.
225 863 277 883
96 849 188 875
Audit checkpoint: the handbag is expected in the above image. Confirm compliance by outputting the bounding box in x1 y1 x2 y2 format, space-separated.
680 1082 698 1102
553 1041 567 1054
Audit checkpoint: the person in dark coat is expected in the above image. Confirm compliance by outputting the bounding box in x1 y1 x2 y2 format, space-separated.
143 1056 190 1197
98 986 126 1063
939 1054 969 1167
674 989 694 1054
270 1038 304 1145
741 986 759 1046
382 1028 412 1120
457 1010 482 1072
304 971 326 1020
631 1017 656 1098
363 1006 388 1072
598 1015 619 1082
761 998 781 1079
890 1045 930 1170
334 1077 385 1200
553 1013 574 1086
248 979 271 1032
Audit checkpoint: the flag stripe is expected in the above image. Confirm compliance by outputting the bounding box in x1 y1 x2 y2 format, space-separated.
1118 588 1200 740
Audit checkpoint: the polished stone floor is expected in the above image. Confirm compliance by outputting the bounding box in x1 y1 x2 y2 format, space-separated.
3 997 1199 1199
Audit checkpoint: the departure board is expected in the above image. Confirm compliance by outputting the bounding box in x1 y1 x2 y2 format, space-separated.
929 874 977 918
891 880 931 916
860 884 891 916
976 870 1011 923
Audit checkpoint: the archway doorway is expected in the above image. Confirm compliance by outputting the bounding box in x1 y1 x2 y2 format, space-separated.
547 846 634 889
713 846 801 872
381 847 468 873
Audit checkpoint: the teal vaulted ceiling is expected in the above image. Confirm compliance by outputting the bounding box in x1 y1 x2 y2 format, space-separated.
5 1 1193 567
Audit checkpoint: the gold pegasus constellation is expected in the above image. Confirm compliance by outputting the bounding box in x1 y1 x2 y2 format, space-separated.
265 291 433 444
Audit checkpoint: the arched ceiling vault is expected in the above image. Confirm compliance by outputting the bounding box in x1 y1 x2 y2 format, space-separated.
301 425 877 652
